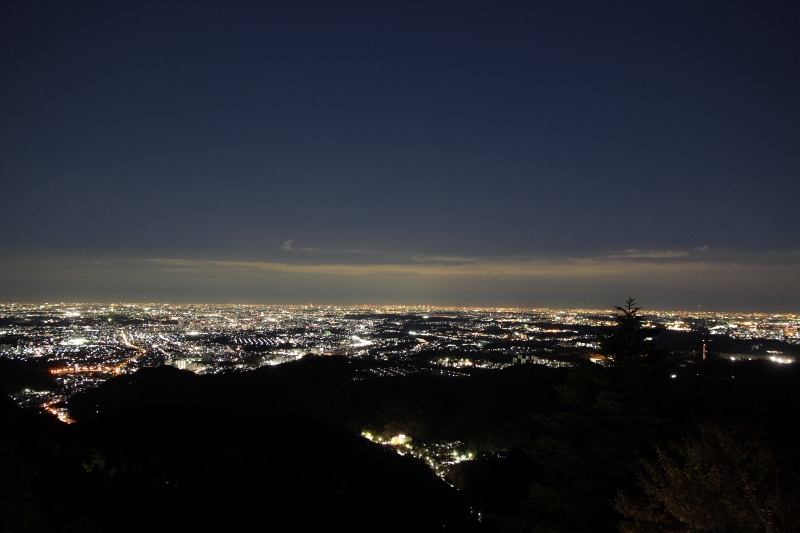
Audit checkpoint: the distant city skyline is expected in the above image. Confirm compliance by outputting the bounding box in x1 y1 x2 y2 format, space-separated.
2 1 798 312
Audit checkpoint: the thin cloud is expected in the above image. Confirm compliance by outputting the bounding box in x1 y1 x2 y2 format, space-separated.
279 242 477 265
280 239 374 256
604 246 709 260
412 254 476 264
128 245 799 273
281 240 318 252
142 256 723 278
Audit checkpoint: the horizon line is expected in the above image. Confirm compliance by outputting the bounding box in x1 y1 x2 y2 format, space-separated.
2 300 795 316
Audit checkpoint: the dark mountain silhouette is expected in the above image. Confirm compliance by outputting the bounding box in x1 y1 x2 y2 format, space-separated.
0 357 57 394
4 363 480 532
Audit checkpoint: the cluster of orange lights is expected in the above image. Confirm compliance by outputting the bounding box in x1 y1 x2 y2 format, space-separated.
50 365 123 375
40 399 75 424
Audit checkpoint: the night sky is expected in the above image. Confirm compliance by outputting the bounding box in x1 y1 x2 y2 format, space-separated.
2 1 799 312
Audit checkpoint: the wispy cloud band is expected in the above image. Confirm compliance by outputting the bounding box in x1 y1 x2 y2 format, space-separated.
2 248 798 312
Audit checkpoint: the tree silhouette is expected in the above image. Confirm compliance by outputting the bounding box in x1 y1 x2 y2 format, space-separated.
518 297 673 531
598 296 663 370
614 422 800 533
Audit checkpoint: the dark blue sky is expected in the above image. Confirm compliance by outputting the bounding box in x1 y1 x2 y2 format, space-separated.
2 0 799 312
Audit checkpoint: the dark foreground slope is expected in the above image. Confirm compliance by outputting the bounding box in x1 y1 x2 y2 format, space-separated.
2 363 480 533
5 353 800 533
